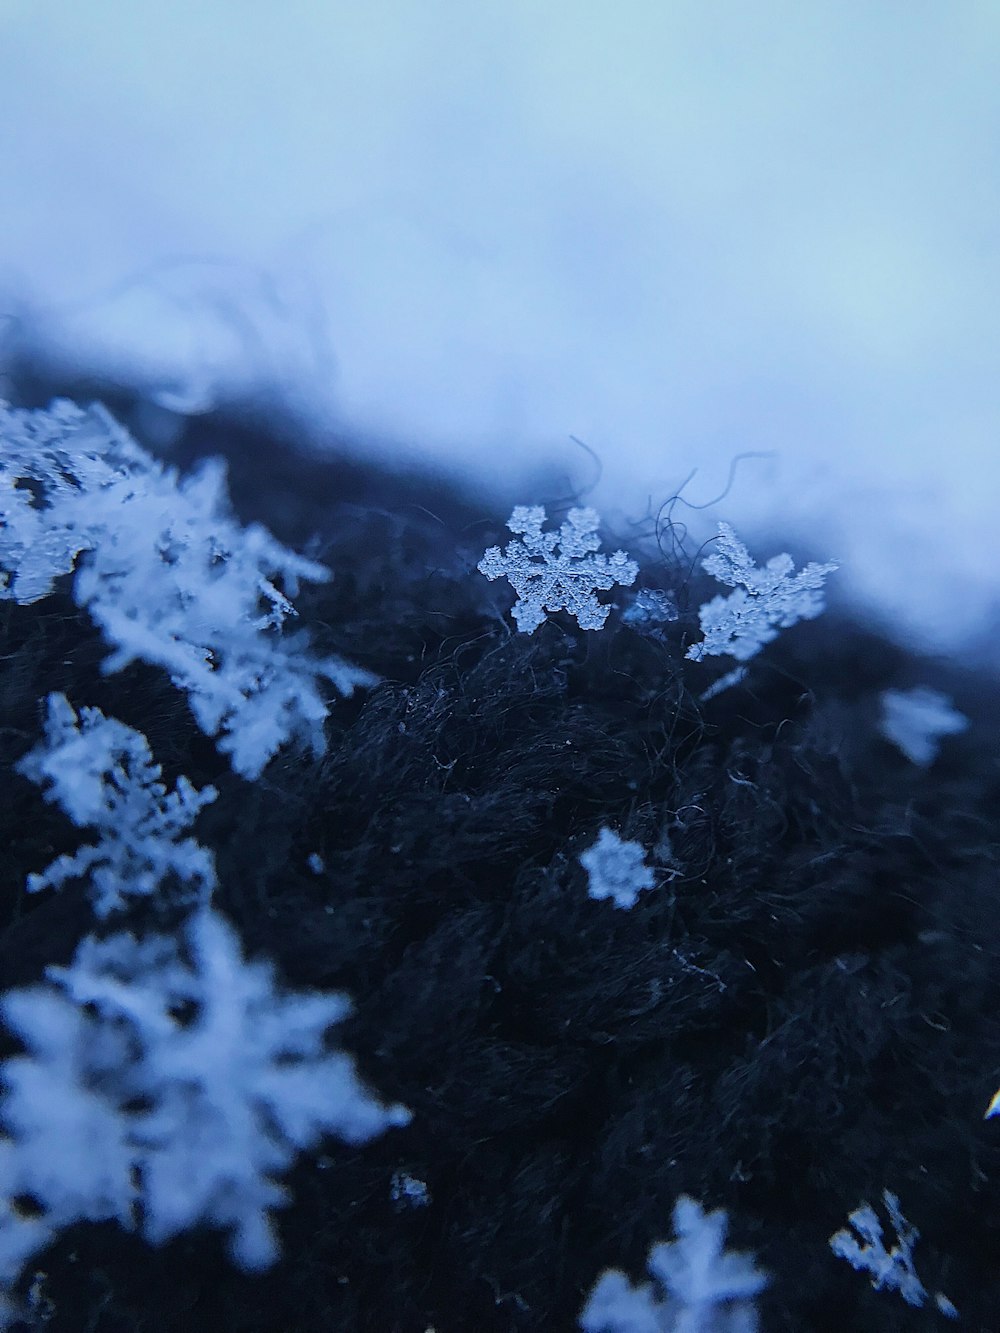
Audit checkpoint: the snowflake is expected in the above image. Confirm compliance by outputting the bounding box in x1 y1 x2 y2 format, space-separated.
0 400 377 780
478 505 638 633
15 693 219 918
879 687 968 766
390 1171 431 1210
699 666 749 703
580 1195 768 1333
686 523 837 662
580 827 655 910
0 399 153 604
829 1188 957 1316
829 1190 934 1311
622 588 679 642
0 908 410 1290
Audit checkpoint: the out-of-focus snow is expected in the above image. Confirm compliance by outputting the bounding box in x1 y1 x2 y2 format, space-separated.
1 2 998 660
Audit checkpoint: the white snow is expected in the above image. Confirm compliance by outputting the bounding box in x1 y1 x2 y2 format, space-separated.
2 2 998 661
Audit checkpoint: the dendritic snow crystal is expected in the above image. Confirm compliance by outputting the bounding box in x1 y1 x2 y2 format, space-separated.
478 505 638 633
622 588 679 638
580 827 655 910
16 692 218 918
829 1189 956 1316
879 687 968 767
0 400 377 780
580 1195 768 1332
0 908 410 1292
686 523 837 663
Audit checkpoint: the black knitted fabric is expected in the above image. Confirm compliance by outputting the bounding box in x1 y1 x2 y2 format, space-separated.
2 376 999 1332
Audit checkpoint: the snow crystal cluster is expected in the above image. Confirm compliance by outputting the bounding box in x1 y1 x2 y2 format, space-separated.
0 402 406 1324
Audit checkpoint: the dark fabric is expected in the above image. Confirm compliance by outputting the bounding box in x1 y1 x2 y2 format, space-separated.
2 377 999 1332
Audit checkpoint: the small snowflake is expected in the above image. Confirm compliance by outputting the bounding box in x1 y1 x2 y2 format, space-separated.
829 1189 956 1315
580 827 654 910
390 1171 431 1210
16 693 218 918
622 588 679 641
478 506 638 633
686 524 837 662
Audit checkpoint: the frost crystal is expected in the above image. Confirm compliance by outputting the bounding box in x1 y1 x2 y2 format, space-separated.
580 1195 768 1332
829 1190 938 1311
699 666 749 703
16 693 218 918
622 588 679 638
0 400 377 779
0 908 410 1289
390 1171 431 1210
580 827 655 910
478 505 638 633
686 523 837 662
879 687 968 766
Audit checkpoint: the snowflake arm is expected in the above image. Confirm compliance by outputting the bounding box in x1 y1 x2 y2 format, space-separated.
478 506 638 633
686 524 837 663
580 1196 768 1332
0 400 154 604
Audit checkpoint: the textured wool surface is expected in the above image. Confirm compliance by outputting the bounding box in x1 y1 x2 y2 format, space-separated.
2 377 1000 1332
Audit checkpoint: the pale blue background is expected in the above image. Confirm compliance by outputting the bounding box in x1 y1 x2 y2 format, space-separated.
1 2 998 660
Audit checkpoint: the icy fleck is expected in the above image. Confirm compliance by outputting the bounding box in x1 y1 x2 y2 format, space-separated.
879 687 968 766
390 1171 431 1210
16 693 218 918
686 523 837 663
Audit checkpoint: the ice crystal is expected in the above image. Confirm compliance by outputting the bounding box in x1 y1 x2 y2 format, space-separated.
16 693 218 918
580 1195 768 1332
478 505 638 633
828 1190 957 1315
0 400 377 779
0 908 410 1289
580 827 655 910
879 687 968 766
686 523 837 662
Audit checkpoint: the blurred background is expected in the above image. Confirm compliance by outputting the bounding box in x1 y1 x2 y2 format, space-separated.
1 1 998 663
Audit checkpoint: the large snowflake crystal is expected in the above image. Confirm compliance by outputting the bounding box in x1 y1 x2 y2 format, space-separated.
0 401 377 781
0 908 410 1287
581 1195 768 1333
16 693 219 918
478 505 638 633
686 523 837 663
580 827 655 910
